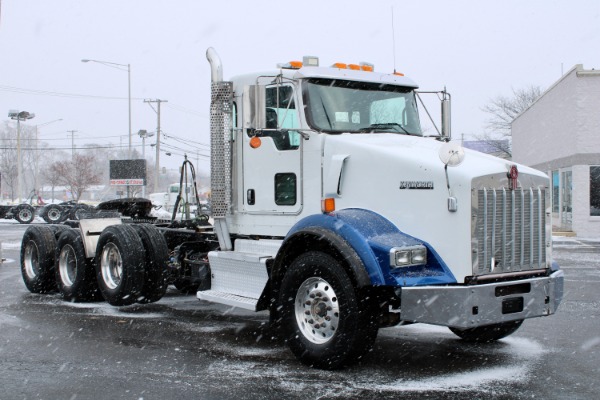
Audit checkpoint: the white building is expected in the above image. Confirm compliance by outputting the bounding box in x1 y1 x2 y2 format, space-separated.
512 64 600 238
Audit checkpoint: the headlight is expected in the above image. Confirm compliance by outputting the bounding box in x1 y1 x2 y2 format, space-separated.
389 245 428 269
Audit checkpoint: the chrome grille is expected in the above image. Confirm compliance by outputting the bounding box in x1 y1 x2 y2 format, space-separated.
473 188 546 275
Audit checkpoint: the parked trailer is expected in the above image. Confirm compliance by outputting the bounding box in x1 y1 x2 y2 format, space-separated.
21 48 564 369
0 203 36 224
0 199 96 225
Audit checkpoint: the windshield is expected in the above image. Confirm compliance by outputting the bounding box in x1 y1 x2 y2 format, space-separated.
303 78 422 135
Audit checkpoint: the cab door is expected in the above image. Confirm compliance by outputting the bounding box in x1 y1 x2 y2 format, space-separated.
242 84 302 214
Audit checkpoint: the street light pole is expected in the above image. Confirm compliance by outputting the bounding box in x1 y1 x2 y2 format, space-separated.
144 99 168 192
137 129 154 198
82 58 132 195
8 110 35 203
127 64 132 160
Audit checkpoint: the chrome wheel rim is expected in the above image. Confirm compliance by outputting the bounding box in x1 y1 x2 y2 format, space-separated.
23 241 39 279
19 208 33 221
47 208 61 222
59 244 77 287
294 277 340 344
101 242 122 290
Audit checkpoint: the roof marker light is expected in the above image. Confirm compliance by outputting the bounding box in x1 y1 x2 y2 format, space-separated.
393 71 405 76
277 60 303 69
332 62 348 69
348 64 361 70
360 62 374 72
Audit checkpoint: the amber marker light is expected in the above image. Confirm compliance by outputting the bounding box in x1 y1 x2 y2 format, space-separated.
249 136 262 148
348 64 361 70
360 62 374 72
393 71 405 76
332 62 348 69
321 198 336 213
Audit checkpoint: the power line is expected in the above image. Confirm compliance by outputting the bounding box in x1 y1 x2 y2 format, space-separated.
162 132 210 148
0 84 144 101
164 102 207 118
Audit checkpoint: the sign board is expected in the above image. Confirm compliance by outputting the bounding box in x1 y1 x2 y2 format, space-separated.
109 159 146 186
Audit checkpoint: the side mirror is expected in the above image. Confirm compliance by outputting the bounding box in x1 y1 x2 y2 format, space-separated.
243 85 266 130
441 91 451 140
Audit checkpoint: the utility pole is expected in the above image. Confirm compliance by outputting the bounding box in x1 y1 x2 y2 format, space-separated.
144 99 168 192
67 130 78 159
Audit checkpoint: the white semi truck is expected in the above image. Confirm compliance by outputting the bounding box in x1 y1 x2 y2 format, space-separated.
20 48 563 369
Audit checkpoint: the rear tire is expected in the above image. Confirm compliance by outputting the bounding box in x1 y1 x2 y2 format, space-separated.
20 225 58 293
41 204 64 224
279 251 378 369
131 224 169 303
94 224 145 306
15 204 35 224
449 320 524 342
55 229 101 301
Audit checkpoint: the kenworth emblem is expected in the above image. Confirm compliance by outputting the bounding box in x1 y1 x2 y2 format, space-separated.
508 165 519 190
399 181 434 189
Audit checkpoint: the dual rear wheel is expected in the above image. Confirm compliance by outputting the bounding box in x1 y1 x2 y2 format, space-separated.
21 224 169 305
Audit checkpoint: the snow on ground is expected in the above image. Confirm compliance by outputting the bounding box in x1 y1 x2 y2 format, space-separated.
2 233 586 397
552 235 600 245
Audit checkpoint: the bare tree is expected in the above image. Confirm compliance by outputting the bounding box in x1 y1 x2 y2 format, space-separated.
41 162 64 202
477 85 543 158
50 154 102 201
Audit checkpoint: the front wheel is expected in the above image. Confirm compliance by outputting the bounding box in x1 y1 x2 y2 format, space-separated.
449 320 524 342
279 251 378 369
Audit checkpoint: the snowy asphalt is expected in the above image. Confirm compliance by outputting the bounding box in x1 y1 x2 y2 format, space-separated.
0 221 598 400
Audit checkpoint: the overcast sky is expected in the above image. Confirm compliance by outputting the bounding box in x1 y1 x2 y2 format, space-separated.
1 0 599 173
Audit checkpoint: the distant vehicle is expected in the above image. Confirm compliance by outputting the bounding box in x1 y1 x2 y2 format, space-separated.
149 182 198 212
0 191 80 224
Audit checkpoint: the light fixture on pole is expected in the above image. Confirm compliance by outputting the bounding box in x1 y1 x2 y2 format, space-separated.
8 110 35 203
82 58 132 195
137 129 154 197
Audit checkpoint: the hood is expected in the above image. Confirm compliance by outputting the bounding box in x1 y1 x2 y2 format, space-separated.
321 133 548 280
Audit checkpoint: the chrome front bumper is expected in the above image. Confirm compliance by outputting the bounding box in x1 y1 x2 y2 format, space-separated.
400 270 564 329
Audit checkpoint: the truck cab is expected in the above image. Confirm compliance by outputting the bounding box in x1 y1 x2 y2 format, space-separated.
204 48 563 368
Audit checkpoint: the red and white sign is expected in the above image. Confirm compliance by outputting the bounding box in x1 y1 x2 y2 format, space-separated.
110 179 144 186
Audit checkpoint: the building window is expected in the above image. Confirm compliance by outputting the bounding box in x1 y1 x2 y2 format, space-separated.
591 166 600 216
552 170 559 213
274 173 296 206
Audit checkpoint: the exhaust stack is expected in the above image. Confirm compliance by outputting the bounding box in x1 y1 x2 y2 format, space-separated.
207 47 233 250
206 47 223 83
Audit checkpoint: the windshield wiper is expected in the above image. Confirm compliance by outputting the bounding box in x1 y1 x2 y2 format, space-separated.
358 123 412 135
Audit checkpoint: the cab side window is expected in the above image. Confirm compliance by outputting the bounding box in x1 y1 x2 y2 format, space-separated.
264 86 300 150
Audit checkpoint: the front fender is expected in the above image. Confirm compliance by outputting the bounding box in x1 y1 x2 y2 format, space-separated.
282 208 456 287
